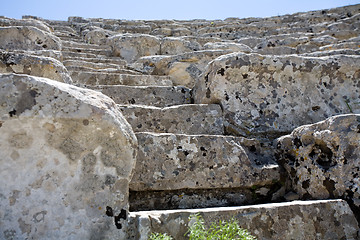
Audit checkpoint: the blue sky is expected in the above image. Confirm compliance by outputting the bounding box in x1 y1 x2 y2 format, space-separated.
1 0 359 21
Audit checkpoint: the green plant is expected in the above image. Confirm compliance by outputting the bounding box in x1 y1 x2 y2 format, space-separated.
187 213 257 240
149 213 257 240
149 232 173 240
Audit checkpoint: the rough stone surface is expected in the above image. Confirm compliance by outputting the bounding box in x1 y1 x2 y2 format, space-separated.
90 85 192 107
194 53 360 138
0 73 137 239
0 51 72 84
203 41 253 53
108 33 161 62
0 17 52 32
276 114 360 216
130 200 359 240
130 132 279 191
160 37 201 55
0 26 61 51
119 104 224 135
131 50 231 87
71 72 173 86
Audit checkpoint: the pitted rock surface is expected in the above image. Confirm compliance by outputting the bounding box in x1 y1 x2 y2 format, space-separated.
131 50 231 87
0 51 72 84
0 73 137 239
130 132 279 191
90 85 192 107
276 114 360 215
108 33 161 62
194 53 360 138
130 200 359 240
0 26 61 51
119 104 224 135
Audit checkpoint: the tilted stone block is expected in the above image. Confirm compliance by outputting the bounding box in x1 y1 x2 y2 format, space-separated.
193 53 360 138
107 33 161 63
0 73 137 239
276 114 360 215
0 17 52 32
0 51 72 84
129 200 359 240
119 104 224 135
0 26 61 51
131 50 231 88
130 132 279 191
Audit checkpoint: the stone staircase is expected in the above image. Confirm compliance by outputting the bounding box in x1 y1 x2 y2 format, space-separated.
1 3 360 239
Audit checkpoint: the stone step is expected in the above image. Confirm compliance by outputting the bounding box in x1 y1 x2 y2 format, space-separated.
61 40 111 50
62 55 127 65
51 25 76 34
61 50 106 59
70 72 178 86
119 104 224 135
129 200 359 240
63 59 124 70
66 65 138 74
130 132 279 192
62 46 111 56
90 85 191 107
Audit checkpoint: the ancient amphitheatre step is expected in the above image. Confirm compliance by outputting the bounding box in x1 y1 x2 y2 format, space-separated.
90 85 192 107
129 199 359 240
71 72 173 86
119 104 224 135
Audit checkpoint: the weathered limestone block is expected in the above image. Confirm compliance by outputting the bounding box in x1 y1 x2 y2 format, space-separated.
0 51 72 84
0 26 61 51
71 72 172 86
130 200 359 240
84 27 116 45
276 114 360 212
0 73 137 239
193 53 360 137
160 37 201 55
90 85 191 107
107 33 161 62
0 18 52 32
130 132 279 191
319 42 360 51
255 46 297 55
131 50 231 87
119 104 224 135
203 42 253 53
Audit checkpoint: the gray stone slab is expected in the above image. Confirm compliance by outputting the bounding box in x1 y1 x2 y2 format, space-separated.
119 104 224 135
130 132 279 191
129 200 359 240
90 85 191 107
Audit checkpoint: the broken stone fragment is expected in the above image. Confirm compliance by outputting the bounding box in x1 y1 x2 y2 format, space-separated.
0 26 61 51
276 114 360 220
0 73 137 239
193 53 360 138
0 51 72 84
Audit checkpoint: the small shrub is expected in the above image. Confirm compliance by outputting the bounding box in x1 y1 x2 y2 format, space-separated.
149 232 173 240
149 213 257 240
187 213 256 240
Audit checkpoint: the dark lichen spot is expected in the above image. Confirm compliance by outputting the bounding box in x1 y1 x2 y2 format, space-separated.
106 206 113 217
312 106 320 111
302 179 310 189
114 209 127 229
249 145 256 152
184 150 189 156
217 68 225 76
128 98 136 104
105 175 116 186
9 109 16 117
206 88 211 98
323 178 336 198
293 137 302 148
242 73 248 79
83 119 89 126
310 142 335 170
